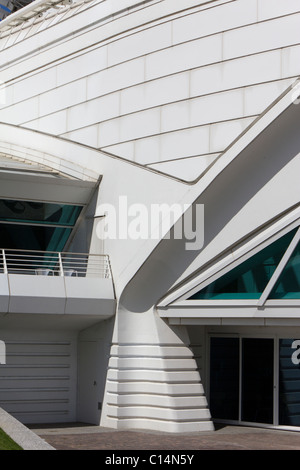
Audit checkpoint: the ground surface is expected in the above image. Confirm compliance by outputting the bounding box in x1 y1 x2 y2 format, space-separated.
30 423 300 451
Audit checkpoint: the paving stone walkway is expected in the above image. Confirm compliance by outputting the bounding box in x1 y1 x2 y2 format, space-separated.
30 423 300 451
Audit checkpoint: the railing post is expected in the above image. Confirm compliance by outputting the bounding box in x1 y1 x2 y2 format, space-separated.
105 255 111 279
58 252 64 277
2 249 7 274
2 249 8 274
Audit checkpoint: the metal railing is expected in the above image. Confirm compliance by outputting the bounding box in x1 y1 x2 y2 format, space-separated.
0 249 112 278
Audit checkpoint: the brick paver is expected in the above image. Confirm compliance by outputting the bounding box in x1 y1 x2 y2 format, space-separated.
31 424 300 451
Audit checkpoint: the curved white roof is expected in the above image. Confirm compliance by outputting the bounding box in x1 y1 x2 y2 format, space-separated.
0 151 61 176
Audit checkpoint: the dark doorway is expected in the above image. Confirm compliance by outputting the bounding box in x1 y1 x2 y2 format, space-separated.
241 338 274 424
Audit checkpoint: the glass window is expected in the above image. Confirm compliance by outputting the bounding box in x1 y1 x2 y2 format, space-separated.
279 339 300 426
0 224 72 252
269 240 300 299
0 200 81 226
0 199 82 253
210 337 300 427
189 228 297 300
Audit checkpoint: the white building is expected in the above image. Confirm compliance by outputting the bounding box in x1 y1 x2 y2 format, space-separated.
0 0 299 433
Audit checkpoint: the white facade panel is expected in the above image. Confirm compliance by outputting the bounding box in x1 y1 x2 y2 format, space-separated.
282 45 300 77
0 97 39 125
119 108 161 143
222 50 283 90
133 136 160 164
172 0 258 44
131 117 254 167
86 58 145 99
209 117 255 153
120 72 190 116
159 126 210 162
107 22 172 67
189 89 244 128
39 79 87 117
0 0 298 177
66 92 120 132
12 67 57 103
56 46 108 87
223 13 300 60
258 0 300 20
244 79 296 116
160 100 190 134
102 141 136 161
191 50 282 98
63 125 99 148
145 34 222 81
148 153 220 181
25 110 67 135
0 81 13 110
160 89 245 136
97 119 120 148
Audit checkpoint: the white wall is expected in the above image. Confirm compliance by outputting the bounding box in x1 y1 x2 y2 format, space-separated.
0 329 78 424
77 318 114 425
0 0 299 180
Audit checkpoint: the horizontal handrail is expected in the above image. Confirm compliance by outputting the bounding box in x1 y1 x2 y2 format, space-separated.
0 0 72 29
0 249 112 278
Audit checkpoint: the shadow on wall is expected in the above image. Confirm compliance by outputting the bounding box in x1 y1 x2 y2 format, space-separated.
120 102 300 313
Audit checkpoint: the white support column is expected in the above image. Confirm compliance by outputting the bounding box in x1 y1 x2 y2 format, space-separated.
100 306 214 433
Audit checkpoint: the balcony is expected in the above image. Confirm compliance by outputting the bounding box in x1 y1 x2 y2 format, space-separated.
0 249 115 318
0 249 112 277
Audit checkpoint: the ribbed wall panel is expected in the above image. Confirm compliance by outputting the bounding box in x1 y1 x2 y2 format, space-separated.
0 341 76 423
107 381 205 396
107 393 208 408
103 343 213 432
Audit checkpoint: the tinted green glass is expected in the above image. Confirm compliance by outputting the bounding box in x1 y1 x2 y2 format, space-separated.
269 241 300 299
190 228 297 299
0 223 72 252
0 199 82 226
279 339 300 426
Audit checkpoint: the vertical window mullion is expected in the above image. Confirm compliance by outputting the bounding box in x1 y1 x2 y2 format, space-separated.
239 336 242 423
274 337 279 427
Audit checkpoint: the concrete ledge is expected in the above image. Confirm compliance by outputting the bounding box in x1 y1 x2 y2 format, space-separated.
0 408 55 450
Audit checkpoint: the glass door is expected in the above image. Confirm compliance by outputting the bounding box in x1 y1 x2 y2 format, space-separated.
210 336 275 426
241 338 274 424
209 337 240 421
210 335 300 428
